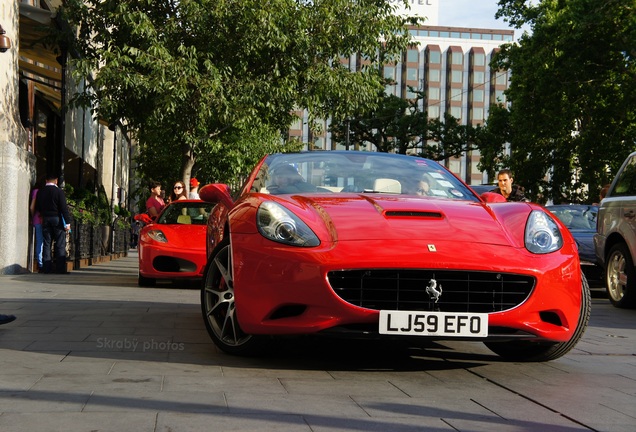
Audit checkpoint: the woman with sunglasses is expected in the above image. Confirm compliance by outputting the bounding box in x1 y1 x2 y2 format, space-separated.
168 181 188 204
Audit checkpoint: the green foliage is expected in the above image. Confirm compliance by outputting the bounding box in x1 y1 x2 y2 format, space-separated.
483 0 636 204
113 205 132 230
64 184 111 226
330 90 481 160
62 0 416 188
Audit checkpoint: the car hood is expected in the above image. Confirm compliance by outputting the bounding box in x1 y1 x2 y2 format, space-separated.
144 224 207 249
281 194 530 247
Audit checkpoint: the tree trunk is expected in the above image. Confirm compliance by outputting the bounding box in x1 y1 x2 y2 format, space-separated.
181 144 196 194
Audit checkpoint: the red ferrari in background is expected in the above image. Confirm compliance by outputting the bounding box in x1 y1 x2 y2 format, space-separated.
199 151 590 361
137 200 216 287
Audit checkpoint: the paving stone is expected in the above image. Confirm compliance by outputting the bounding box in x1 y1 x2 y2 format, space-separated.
1 251 636 431
0 412 156 432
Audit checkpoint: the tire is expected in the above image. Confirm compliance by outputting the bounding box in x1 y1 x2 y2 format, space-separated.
605 243 636 308
138 272 156 287
484 271 591 362
200 238 265 355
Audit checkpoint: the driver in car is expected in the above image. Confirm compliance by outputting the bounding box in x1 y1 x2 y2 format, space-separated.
269 165 316 194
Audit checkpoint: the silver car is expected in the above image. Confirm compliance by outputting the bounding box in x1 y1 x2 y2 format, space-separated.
595 151 636 308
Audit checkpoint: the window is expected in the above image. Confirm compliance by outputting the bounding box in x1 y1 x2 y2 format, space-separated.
428 69 441 82
451 70 462 83
407 49 419 63
384 66 396 81
449 106 462 119
406 67 418 81
472 89 484 102
471 107 484 121
473 53 485 67
429 51 441 64
427 105 440 118
448 158 461 174
451 52 463 65
290 117 302 131
495 72 508 85
450 88 462 101
613 156 636 196
494 89 506 102
428 87 441 100
473 71 485 84
313 137 326 150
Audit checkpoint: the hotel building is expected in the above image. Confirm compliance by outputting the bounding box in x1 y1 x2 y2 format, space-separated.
290 0 514 186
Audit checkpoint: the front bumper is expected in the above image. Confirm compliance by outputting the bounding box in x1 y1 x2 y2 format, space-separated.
139 242 206 280
230 234 583 343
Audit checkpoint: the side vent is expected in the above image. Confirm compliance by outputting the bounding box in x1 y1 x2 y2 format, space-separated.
539 311 563 327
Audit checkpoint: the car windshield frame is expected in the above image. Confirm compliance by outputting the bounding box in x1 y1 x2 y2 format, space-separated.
247 151 480 202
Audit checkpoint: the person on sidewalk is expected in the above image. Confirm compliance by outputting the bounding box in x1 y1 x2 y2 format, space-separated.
146 180 165 220
29 178 44 272
168 180 188 204
189 178 200 199
36 173 73 274
0 314 16 325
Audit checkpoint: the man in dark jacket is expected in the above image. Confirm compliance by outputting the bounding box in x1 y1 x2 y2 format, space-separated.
491 169 529 202
36 174 73 274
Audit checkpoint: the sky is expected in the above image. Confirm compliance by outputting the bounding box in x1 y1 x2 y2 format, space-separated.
437 0 529 39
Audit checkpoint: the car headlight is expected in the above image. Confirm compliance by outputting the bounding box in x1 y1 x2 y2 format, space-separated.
147 230 168 243
525 210 563 254
257 201 320 247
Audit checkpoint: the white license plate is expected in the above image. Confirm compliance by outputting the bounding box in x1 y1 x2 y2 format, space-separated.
379 310 488 337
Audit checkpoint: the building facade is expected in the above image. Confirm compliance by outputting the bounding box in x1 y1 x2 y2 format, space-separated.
291 0 514 186
0 0 131 274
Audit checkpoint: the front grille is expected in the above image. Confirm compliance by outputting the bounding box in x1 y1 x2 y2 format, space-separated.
328 270 535 313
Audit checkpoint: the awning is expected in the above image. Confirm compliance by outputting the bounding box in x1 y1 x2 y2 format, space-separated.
19 4 62 110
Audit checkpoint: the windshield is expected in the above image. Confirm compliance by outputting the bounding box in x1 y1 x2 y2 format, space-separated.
547 205 598 231
249 152 479 202
157 202 215 225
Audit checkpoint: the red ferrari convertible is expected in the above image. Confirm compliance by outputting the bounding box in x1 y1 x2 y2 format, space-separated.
199 151 590 361
137 200 215 287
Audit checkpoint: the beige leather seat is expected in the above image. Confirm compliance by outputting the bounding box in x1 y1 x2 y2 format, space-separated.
373 178 401 194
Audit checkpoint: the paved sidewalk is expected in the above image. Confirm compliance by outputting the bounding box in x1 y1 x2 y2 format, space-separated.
1 251 636 431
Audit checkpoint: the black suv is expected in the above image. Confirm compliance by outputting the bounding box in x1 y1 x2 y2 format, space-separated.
595 151 636 308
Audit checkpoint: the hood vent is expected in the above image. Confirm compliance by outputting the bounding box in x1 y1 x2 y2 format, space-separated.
385 211 443 218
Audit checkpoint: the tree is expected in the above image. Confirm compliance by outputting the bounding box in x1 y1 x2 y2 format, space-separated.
481 0 636 203
63 0 416 187
329 90 482 160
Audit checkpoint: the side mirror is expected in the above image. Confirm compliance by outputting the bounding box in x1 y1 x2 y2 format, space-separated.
481 192 508 203
134 213 153 224
199 183 234 208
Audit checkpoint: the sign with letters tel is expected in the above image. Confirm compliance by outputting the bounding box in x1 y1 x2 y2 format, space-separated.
388 0 439 25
